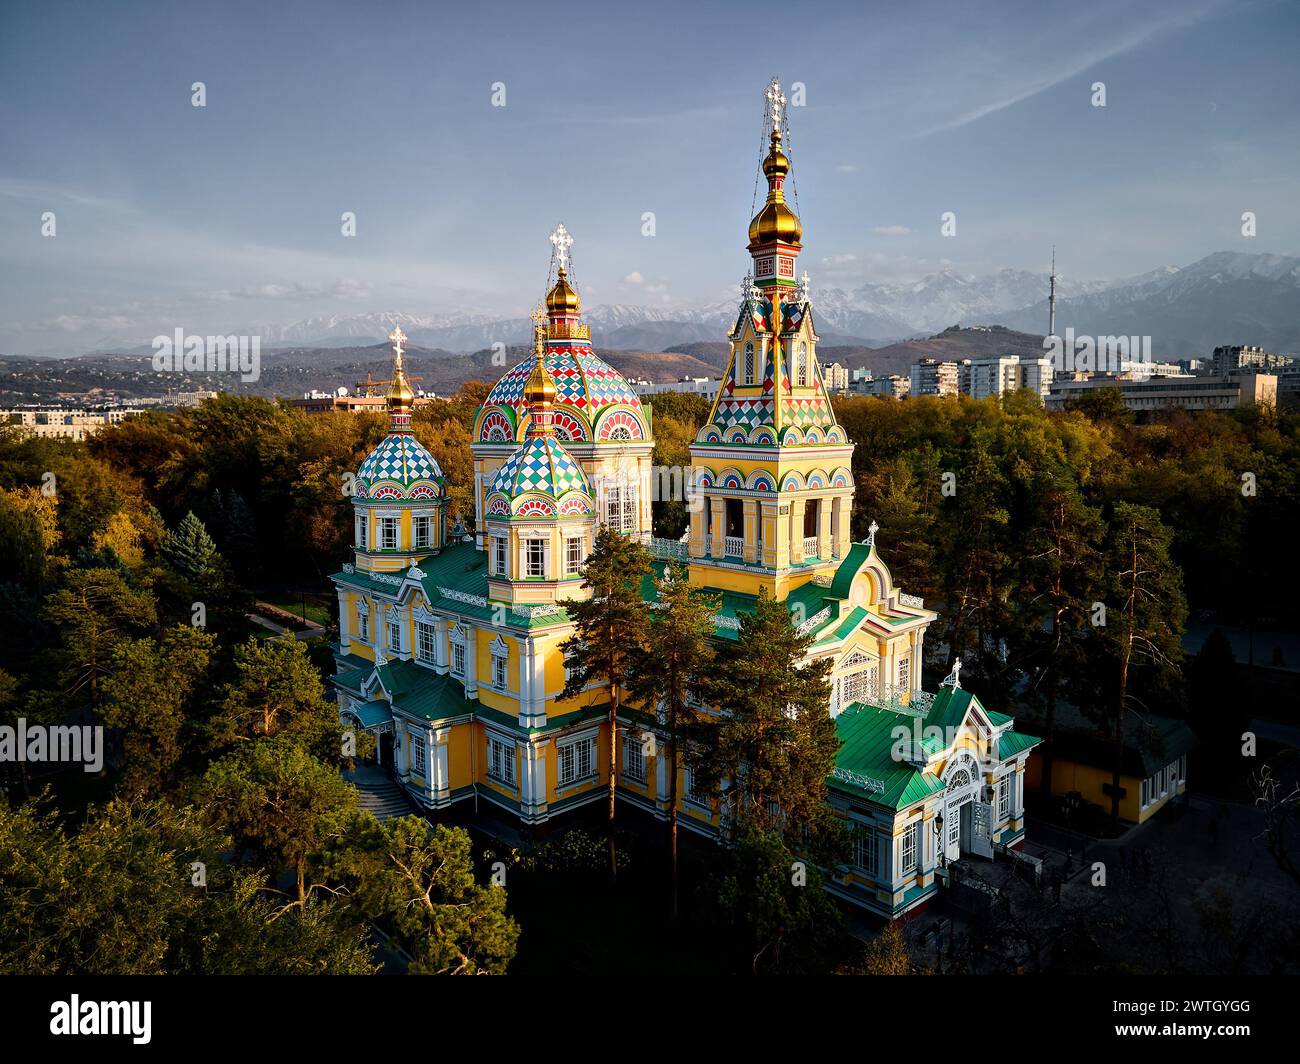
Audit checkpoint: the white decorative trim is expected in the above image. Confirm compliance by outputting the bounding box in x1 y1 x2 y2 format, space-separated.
439 587 488 609
371 572 403 587
796 606 832 636
832 767 886 794
408 566 426 580
512 602 561 618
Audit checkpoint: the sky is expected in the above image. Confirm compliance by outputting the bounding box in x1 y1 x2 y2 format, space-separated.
1 0 1297 355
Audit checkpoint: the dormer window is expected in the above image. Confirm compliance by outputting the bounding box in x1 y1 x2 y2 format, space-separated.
743 342 755 385
796 341 809 386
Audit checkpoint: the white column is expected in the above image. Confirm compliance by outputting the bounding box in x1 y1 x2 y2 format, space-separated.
431 729 449 797
463 623 478 698
337 590 351 652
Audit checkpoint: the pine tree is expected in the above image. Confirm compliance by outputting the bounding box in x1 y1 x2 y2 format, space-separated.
629 561 718 919
161 511 222 584
559 526 651 878
1019 473 1103 797
1103 502 1186 823
697 591 842 852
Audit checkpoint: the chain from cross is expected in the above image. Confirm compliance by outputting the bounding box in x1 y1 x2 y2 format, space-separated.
765 77 786 133
549 223 573 272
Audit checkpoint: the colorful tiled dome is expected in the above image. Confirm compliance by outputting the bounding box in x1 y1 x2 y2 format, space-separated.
486 435 593 518
356 432 445 501
474 343 648 444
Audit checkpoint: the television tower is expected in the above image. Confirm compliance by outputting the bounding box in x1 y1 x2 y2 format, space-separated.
1048 246 1057 339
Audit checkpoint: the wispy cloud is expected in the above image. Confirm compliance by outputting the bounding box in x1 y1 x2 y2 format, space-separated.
906 1 1227 139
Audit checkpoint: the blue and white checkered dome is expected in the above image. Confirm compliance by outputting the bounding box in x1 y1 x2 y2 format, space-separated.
355 432 445 501
486 435 594 518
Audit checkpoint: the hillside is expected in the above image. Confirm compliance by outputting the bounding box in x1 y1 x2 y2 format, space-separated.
0 344 723 404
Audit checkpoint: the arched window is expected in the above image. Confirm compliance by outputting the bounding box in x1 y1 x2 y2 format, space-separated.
743 342 755 385
797 341 808 386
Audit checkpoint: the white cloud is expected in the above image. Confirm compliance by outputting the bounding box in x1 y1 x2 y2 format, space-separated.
872 225 911 237
622 271 644 285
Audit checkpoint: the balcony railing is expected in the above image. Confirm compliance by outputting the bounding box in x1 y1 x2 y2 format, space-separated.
648 536 689 561
724 536 744 558
802 535 820 559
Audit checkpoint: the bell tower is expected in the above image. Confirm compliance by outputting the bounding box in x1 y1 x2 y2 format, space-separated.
687 79 855 599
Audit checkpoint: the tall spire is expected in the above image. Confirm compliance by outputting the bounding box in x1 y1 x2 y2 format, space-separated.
748 78 802 287
386 325 415 432
523 303 557 438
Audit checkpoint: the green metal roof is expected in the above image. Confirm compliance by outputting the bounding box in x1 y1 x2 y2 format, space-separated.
998 729 1042 759
830 702 946 810
348 700 393 728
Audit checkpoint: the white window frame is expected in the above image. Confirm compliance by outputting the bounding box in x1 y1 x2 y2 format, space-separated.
379 515 398 550
743 341 755 385
415 620 436 664
685 766 710 808
487 735 516 787
450 626 467 679
998 774 1011 820
623 735 646 783
525 538 547 579
901 822 919 875
556 734 596 788
413 514 432 549
856 826 879 876
492 652 508 691
357 605 370 642
492 534 508 577
565 535 583 576
897 654 911 694
796 341 808 386
355 513 369 549
386 619 401 653
410 733 426 775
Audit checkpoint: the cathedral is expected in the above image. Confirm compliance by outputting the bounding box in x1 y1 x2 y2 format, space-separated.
329 80 1040 919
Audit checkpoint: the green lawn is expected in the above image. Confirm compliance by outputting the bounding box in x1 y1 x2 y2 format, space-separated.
263 596 331 626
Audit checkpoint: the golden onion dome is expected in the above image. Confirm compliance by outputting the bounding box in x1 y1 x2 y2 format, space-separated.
546 267 581 315
748 198 802 245
387 369 415 407
523 355 558 406
748 129 802 246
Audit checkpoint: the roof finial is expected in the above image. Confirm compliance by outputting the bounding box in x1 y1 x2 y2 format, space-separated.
388 325 407 372
549 222 573 274
941 657 963 689
765 77 786 135
867 519 879 548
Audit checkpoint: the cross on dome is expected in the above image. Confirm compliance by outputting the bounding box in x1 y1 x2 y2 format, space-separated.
765 77 786 133
549 223 573 272
388 325 407 365
797 271 811 302
867 519 879 546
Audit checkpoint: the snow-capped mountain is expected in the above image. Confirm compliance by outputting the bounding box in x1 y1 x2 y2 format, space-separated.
1002 252 1300 357
68 251 1299 359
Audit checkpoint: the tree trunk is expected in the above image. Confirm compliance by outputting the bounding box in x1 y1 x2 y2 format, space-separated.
669 718 679 923
608 681 619 881
1111 532 1138 824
